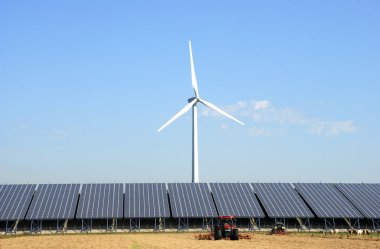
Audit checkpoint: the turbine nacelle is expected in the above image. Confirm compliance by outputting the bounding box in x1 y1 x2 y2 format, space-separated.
188 97 198 103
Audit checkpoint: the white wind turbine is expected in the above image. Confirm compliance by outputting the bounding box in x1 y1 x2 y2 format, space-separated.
157 41 244 183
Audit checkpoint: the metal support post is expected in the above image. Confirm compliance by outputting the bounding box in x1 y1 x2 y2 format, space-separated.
5 220 19 234
81 219 92 232
30 220 42 234
129 218 140 232
177 218 189 231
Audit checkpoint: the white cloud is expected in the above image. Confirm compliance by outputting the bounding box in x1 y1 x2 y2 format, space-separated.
310 121 358 136
253 100 270 110
237 100 246 109
201 99 358 137
220 124 229 130
248 127 283 137
201 109 210 117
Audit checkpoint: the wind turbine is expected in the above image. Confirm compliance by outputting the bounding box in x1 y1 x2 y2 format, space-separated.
157 41 244 183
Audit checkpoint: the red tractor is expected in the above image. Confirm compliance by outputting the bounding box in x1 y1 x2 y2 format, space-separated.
214 216 239 240
269 221 287 235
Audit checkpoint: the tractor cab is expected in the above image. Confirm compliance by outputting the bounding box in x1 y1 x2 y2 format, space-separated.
270 221 287 235
214 216 239 240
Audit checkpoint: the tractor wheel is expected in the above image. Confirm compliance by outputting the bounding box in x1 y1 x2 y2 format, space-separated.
231 229 239 240
214 229 222 240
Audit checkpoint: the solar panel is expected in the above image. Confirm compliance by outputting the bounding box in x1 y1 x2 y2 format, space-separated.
124 183 170 218
167 183 217 218
210 183 265 218
26 184 80 220
371 184 380 194
76 183 123 219
335 183 380 219
294 183 363 218
0 184 36 221
252 183 314 218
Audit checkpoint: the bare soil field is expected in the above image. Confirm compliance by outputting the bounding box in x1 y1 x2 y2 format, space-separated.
1 232 380 249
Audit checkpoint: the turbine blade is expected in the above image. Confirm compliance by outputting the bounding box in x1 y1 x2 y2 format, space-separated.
157 98 198 132
189 40 199 98
199 99 245 125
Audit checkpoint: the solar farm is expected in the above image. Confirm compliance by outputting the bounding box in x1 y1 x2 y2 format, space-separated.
1 182 380 235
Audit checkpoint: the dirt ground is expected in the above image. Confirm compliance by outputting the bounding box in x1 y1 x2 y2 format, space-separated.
1 232 380 249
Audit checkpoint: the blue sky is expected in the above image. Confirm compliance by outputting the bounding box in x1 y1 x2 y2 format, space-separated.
1 1 379 184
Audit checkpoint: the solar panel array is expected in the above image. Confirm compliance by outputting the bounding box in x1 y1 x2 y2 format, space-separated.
168 183 217 218
210 183 264 218
1 182 379 221
336 183 380 219
124 183 170 218
76 183 123 219
0 184 36 221
294 183 363 218
26 184 80 220
252 183 314 218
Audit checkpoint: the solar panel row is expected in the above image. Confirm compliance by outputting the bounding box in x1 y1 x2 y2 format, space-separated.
124 183 170 218
0 184 36 221
26 184 80 220
210 183 264 218
336 183 380 219
252 183 314 218
1 183 379 221
168 183 217 218
294 183 363 218
76 184 123 219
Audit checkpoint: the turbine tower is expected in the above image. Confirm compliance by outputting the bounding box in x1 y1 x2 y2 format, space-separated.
157 41 244 183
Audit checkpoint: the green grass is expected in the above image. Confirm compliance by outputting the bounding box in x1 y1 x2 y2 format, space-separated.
130 241 139 249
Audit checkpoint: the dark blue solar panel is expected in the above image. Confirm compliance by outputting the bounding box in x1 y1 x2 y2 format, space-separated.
335 183 380 219
124 183 170 218
26 184 80 220
371 184 380 194
76 183 123 219
252 183 314 218
0 184 36 221
167 183 217 218
294 183 363 218
210 183 264 218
